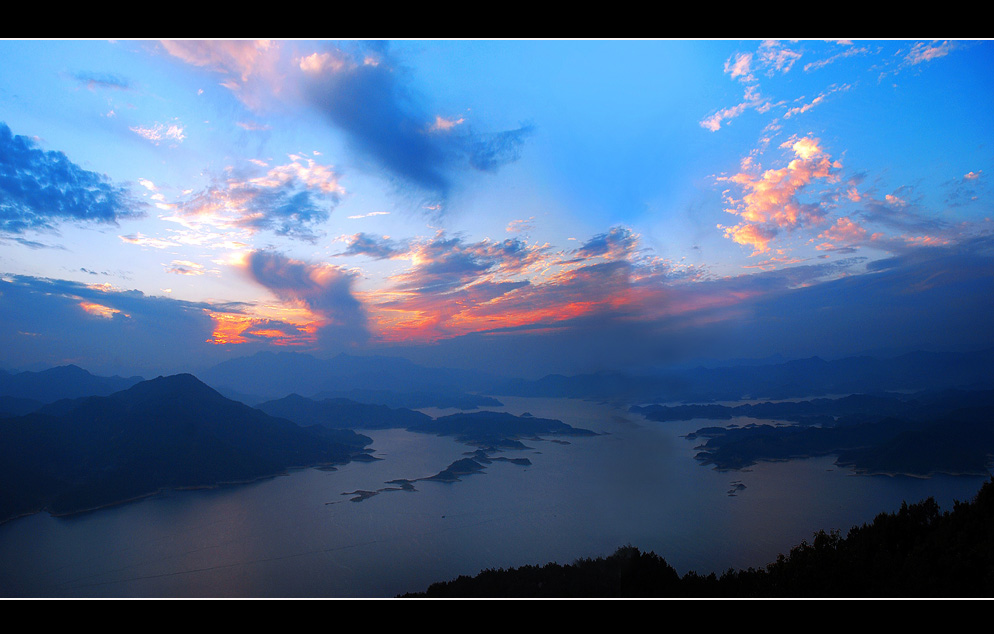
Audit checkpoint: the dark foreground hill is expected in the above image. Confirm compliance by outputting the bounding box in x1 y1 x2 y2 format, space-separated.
0 374 373 523
406 477 994 598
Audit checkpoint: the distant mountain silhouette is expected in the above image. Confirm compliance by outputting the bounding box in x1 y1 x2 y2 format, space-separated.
255 393 432 429
408 410 597 447
673 389 994 476
632 389 994 426
0 365 144 403
201 351 500 404
254 394 595 448
0 374 373 523
310 388 503 410
496 348 994 403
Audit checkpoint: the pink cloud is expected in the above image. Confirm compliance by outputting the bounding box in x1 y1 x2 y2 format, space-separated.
700 85 765 132
718 222 778 256
783 84 850 119
724 52 754 81
717 137 841 254
905 40 952 65
758 40 802 75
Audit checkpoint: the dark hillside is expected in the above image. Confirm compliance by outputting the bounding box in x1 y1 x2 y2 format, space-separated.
407 477 994 598
0 374 372 522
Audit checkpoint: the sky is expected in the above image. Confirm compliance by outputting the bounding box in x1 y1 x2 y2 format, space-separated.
1 39 993 378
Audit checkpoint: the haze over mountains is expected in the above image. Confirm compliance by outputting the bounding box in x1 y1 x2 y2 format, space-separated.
3 345 993 526
495 348 994 404
201 351 502 408
7 348 994 412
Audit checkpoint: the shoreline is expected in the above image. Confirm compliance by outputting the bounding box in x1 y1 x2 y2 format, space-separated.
3 454 369 524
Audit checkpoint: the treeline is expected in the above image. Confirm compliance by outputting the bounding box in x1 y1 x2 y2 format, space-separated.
405 477 994 598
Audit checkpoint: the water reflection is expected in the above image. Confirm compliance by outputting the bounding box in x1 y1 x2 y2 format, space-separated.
0 397 988 597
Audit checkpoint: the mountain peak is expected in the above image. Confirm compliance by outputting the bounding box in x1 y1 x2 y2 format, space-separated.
118 373 222 403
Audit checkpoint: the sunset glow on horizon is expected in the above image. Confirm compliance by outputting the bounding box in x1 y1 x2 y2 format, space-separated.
2 39 993 377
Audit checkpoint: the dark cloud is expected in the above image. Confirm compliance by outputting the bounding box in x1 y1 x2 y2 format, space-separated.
245 250 370 347
1 235 66 250
71 71 131 91
389 233 547 295
0 275 222 376
340 232 408 259
466 126 534 172
575 226 639 259
241 187 333 241
300 45 532 197
0 122 146 234
859 191 947 235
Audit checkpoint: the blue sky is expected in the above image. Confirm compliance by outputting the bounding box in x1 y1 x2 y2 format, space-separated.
1 39 993 377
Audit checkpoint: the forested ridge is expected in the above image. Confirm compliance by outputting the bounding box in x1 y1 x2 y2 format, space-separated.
405 477 994 598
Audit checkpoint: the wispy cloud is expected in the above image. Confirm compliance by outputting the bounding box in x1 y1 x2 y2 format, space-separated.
166 260 206 276
757 40 803 75
163 155 344 243
783 83 850 119
905 40 953 65
347 211 390 220
803 43 873 72
130 120 186 145
119 232 180 249
700 85 766 132
506 217 535 233
71 71 132 91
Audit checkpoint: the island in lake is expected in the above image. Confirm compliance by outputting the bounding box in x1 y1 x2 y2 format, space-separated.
633 389 994 477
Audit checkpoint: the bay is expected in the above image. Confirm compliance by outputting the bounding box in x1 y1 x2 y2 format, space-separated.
0 396 988 598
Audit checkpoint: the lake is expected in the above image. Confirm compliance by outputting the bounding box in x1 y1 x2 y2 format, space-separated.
0 396 988 598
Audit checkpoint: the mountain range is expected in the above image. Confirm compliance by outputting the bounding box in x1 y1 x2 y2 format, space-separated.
495 348 994 403
200 351 498 402
0 373 372 523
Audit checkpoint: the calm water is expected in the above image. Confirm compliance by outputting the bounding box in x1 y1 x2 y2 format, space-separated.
0 396 988 598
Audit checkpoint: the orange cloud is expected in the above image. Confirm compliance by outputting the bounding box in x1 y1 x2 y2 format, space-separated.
204 307 323 347
79 301 124 319
819 216 867 244
429 115 465 132
718 137 841 254
718 223 778 255
161 40 283 110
